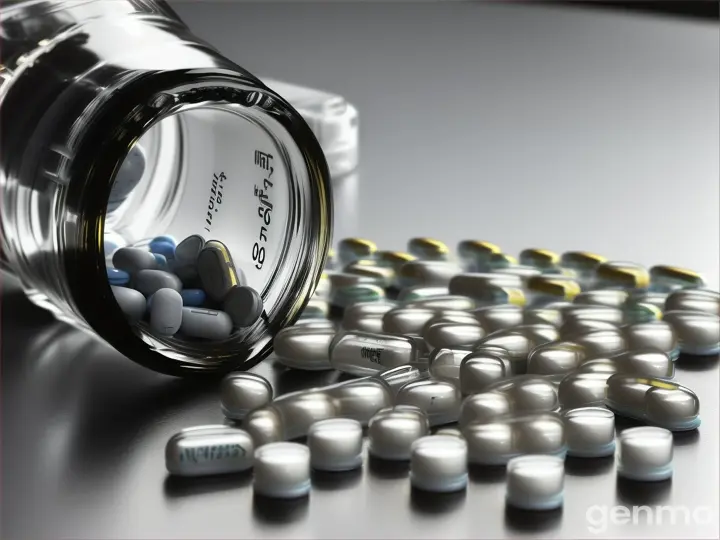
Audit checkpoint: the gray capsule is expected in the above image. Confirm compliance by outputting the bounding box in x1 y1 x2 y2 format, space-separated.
576 358 620 375
343 261 395 289
180 307 233 340
223 286 263 328
459 349 513 394
527 341 587 375
407 237 451 261
337 238 377 265
630 290 669 311
649 265 706 291
174 234 205 265
396 379 462 426
473 331 532 374
325 378 393 425
343 301 397 333
293 318 336 331
244 407 283 447
221 373 273 420
574 328 626 359
491 265 543 284
331 284 386 308
253 442 311 498
449 273 523 299
272 390 339 440
375 364 430 395
622 302 663 325
610 349 674 378
483 375 559 414
111 285 146 323
623 321 679 360
330 331 421 376
606 374 700 431
427 348 469 384
397 260 462 289
112 247 158 275
523 306 564 328
301 298 330 320
564 305 624 325
368 405 430 460
197 240 244 302
505 454 565 511
459 392 512 427
135 269 182 297
665 288 720 316
557 372 612 409
396 285 449 302
573 289 629 308
560 318 618 340
149 288 183 336
382 308 437 335
472 304 524 332
662 310 720 356
274 326 334 371
421 310 480 334
463 412 566 465
617 426 673 482
423 322 486 351
308 418 364 472
562 407 615 458
165 425 254 477
403 295 476 311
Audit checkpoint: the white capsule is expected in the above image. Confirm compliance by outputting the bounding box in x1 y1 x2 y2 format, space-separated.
449 273 522 300
273 326 334 371
629 290 669 311
563 305 624 325
573 328 626 359
663 310 720 356
403 295 476 311
421 310 480 335
220 373 273 421
574 289 629 308
427 348 468 384
623 321 679 360
332 284 386 309
557 372 612 409
368 406 429 460
301 298 330 319
506 455 564 511
325 378 393 425
423 322 486 351
308 418 363 472
483 375 559 414
396 285 449 302
165 425 254 477
665 288 720 316
560 318 618 340
376 364 430 395
562 407 615 458
459 349 512 394
111 285 146 323
343 301 397 333
617 427 673 482
527 341 587 375
397 260 463 289
272 391 338 441
243 407 283 447
396 379 462 426
459 391 512 427
180 307 233 340
410 435 468 493
473 331 532 374
382 307 436 335
330 331 423 376
254 442 311 498
472 304 524 332
150 288 183 336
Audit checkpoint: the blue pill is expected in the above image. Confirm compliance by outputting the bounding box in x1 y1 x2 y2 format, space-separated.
150 240 176 260
107 268 130 286
104 241 119 256
152 235 177 247
181 289 207 307
153 253 168 268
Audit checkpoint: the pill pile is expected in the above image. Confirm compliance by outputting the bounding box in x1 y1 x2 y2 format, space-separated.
106 234 264 341
165 237 719 508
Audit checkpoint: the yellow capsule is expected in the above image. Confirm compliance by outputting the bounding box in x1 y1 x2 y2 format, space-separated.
560 251 607 273
527 276 582 304
337 238 377 265
519 248 560 270
596 261 650 290
343 260 395 288
457 240 501 271
488 253 518 270
649 265 705 291
375 251 417 273
407 238 450 261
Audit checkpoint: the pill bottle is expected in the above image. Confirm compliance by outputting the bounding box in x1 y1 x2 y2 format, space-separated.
0 0 333 376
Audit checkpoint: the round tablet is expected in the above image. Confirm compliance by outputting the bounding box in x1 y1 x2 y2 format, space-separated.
506 455 564 511
224 285 264 328
220 372 273 421
308 418 364 472
563 407 615 458
368 406 429 461
409 435 468 493
617 426 673 482
254 442 311 498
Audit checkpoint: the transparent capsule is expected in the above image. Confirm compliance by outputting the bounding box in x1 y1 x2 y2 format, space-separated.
457 240 501 272
421 310 480 335
473 284 527 308
368 405 430 460
337 238 377 266
165 425 254 477
396 285 448 302
410 435 468 493
482 375 559 415
220 372 274 421
330 331 422 376
563 305 624 325
397 260 462 289
605 374 700 431
519 248 560 271
325 377 393 425
463 412 566 465
617 427 673 482
449 273 522 299
332 284 386 309
574 289 629 308
273 326 334 371
395 379 463 426
314 272 330 298
472 304 524 332
523 306 564 327
527 275 582 305
649 265 705 292
491 264 543 284
473 325 557 374
308 418 364 472
343 260 395 289
253 442 311 498
560 251 607 276
408 237 451 261
300 298 330 320
428 348 471 384
595 261 650 290
326 271 375 292
526 341 587 375
665 288 720 316
623 302 663 324
662 310 720 356
487 253 519 270
506 455 564 511
459 392 512 427
606 350 674 379
423 322 486 351
573 328 626 359
403 295 476 311
562 407 615 458
292 318 337 331
459 349 513 395
559 318 618 340
382 307 437 335
243 407 283 447
375 250 417 275
629 290 669 311
375 364 430 395
342 301 398 333
271 391 339 441
557 372 612 409
623 321 679 360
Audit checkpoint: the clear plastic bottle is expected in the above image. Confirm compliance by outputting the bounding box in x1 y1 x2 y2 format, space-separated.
0 0 335 376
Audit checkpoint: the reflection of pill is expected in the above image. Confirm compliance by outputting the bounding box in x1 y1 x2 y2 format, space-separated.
111 285 146 322
180 289 206 307
197 240 244 302
107 144 146 212
150 288 183 336
149 240 176 260
180 307 233 340
175 235 206 265
107 268 130 286
112 247 158 274
135 269 182 296
224 286 263 327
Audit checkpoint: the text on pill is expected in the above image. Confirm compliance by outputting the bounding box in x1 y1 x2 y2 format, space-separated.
179 444 247 463
360 347 384 364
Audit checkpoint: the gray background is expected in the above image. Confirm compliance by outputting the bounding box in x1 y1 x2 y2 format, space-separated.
2 2 719 539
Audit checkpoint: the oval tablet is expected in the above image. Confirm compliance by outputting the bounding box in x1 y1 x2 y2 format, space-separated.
112 247 158 275
180 307 233 340
174 234 205 265
165 425 254 477
197 240 244 302
111 285 146 322
223 285 263 328
150 288 183 336
221 372 274 421
135 269 183 296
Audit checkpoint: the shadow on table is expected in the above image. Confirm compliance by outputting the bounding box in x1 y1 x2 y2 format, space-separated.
163 471 253 498
311 468 363 491
410 487 466 515
616 477 672 505
468 464 506 484
504 505 563 533
367 456 410 480
253 494 309 525
565 455 615 476
675 353 719 371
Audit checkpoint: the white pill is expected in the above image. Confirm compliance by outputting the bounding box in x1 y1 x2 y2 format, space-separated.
423 322 486 351
410 435 468 493
617 426 673 482
180 307 233 340
563 407 616 458
273 326 335 371
165 425 254 477
112 247 158 275
150 288 183 336
135 269 182 296
111 285 146 322
395 379 462 426
253 442 311 498
224 285 263 328
220 372 273 421
506 455 564 511
368 405 430 460
308 418 364 472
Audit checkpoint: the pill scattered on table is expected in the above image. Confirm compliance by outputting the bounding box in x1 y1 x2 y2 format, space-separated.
617 426 673 482
307 418 364 472
505 454 565 511
221 372 273 421
253 442 311 498
410 435 468 493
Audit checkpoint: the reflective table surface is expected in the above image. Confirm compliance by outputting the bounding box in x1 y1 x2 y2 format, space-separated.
2 2 718 538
